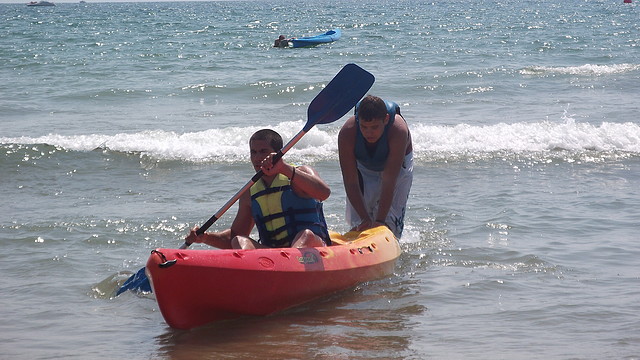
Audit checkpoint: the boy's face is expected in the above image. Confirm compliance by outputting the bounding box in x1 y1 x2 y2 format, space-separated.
359 115 389 144
249 139 276 172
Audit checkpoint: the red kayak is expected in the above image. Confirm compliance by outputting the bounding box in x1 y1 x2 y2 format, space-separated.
146 226 401 329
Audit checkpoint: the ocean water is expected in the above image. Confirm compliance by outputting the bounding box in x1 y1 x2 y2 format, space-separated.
1 0 639 359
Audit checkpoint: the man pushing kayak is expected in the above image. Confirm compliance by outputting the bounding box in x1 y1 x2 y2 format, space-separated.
338 95 413 239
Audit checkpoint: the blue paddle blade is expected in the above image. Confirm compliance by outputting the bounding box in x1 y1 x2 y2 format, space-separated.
304 63 375 131
116 267 151 295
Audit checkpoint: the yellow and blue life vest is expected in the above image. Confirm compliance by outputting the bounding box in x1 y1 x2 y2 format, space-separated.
250 171 330 248
354 99 402 171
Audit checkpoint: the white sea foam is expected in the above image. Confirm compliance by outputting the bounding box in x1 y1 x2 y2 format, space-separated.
413 120 640 154
0 120 338 163
520 63 640 76
3 119 640 163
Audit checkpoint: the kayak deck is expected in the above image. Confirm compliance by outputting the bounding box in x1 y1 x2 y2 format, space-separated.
146 226 401 329
292 29 341 48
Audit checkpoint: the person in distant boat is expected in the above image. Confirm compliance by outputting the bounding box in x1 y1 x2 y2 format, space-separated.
273 35 292 48
338 95 413 239
186 129 331 249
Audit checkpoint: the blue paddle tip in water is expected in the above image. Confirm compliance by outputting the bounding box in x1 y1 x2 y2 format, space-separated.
116 267 151 295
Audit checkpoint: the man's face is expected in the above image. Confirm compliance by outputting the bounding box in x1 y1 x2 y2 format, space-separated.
359 115 389 143
249 139 275 172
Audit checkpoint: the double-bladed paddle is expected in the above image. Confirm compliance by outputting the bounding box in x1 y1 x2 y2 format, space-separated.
116 63 375 296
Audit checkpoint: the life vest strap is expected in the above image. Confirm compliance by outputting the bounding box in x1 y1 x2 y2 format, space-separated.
251 185 291 200
259 207 318 224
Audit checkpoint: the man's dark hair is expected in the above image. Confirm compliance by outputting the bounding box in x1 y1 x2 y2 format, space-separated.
357 95 387 122
250 129 283 151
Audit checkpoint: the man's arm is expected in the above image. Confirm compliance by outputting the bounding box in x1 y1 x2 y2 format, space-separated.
289 164 330 201
262 153 331 202
375 114 409 222
338 116 372 225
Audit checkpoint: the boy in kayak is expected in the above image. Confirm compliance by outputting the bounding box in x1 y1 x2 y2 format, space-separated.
186 129 331 249
338 95 413 238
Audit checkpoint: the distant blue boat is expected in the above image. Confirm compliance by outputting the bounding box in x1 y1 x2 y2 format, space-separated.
292 29 341 48
27 0 55 5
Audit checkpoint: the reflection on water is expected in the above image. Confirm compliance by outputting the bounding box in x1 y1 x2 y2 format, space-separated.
153 279 426 359
90 271 133 299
